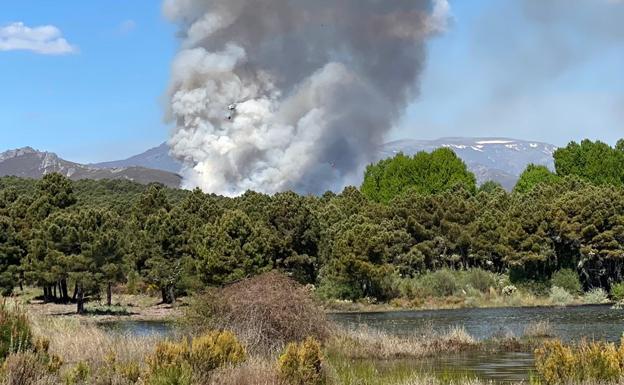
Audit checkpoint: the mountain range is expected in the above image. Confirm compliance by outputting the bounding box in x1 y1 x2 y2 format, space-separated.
0 137 558 191
0 147 181 188
377 138 557 190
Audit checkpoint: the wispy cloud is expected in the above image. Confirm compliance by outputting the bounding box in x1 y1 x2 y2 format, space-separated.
117 19 137 35
0 22 76 55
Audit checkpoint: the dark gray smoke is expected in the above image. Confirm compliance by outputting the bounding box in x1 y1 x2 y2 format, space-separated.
164 0 449 195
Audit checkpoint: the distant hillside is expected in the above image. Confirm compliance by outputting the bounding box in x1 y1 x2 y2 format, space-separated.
0 147 182 188
378 138 557 190
90 142 183 173
30 137 557 192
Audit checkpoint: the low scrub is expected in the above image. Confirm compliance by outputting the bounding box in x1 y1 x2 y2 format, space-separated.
146 331 246 382
189 331 246 376
583 288 609 304
326 326 477 360
278 338 325 385
185 272 331 353
550 269 581 295
1 351 56 385
398 268 502 300
611 282 624 301
548 286 573 306
535 339 624 384
523 321 555 339
0 304 32 360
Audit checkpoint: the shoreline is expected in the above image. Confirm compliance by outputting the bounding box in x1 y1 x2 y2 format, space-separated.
8 290 616 323
323 299 615 315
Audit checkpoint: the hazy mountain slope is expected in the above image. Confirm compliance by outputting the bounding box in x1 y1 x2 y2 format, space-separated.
43 136 557 192
90 143 182 173
378 138 557 190
0 147 182 188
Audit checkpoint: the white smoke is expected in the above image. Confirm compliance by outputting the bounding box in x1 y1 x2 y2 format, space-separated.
164 0 450 196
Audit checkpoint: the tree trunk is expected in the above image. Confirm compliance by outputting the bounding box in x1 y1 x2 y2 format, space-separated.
106 282 112 307
161 287 169 304
168 286 176 306
43 286 50 303
72 283 78 302
76 285 85 314
61 279 69 303
53 284 57 300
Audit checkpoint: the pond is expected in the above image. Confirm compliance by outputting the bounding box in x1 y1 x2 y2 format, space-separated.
331 304 624 382
330 304 624 342
98 320 175 337
98 305 624 383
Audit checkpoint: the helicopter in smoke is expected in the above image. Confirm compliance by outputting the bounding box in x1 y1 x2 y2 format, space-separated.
225 104 237 121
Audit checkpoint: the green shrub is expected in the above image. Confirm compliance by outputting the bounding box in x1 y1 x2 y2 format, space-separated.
0 304 32 360
462 269 497 293
535 339 624 385
583 288 609 304
63 361 90 385
549 286 573 306
515 279 551 296
278 338 324 385
147 364 192 385
611 282 624 301
189 331 246 375
417 269 459 297
146 340 188 373
550 269 581 294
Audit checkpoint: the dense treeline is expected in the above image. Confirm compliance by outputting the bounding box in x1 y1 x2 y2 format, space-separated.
0 140 623 312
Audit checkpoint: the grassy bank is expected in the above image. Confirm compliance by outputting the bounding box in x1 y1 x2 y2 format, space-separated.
7 314 546 385
322 268 612 313
0 272 616 385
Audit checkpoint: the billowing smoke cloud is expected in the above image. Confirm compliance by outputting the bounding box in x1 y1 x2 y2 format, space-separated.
163 0 449 196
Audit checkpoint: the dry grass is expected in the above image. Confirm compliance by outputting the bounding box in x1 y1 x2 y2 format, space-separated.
206 358 283 385
186 272 331 354
398 377 501 385
523 321 555 339
29 317 159 367
326 326 477 360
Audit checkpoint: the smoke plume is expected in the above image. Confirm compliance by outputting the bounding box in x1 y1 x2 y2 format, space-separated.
164 0 449 195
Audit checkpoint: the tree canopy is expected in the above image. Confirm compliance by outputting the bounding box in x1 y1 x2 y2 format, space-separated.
2 139 624 310
360 148 477 203
554 139 624 186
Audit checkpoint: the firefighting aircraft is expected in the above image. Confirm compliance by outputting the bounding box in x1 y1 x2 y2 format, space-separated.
226 104 237 121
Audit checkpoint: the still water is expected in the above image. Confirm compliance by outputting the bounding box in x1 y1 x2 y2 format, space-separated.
100 305 624 383
330 304 624 342
98 320 175 337
330 305 624 382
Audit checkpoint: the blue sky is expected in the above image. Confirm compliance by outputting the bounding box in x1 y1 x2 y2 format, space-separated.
0 1 177 162
1 1 623 163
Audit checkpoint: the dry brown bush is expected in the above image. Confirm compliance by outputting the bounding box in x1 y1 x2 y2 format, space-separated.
206 359 283 385
1 352 55 385
185 272 331 354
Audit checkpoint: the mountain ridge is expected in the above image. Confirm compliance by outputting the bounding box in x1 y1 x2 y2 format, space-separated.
0 147 182 188
377 137 556 190
0 137 558 191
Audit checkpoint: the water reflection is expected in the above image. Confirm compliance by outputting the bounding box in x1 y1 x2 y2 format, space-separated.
98 320 174 337
331 304 624 342
331 305 624 382
98 305 624 383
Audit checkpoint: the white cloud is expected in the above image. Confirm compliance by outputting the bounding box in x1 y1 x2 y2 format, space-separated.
0 22 76 55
